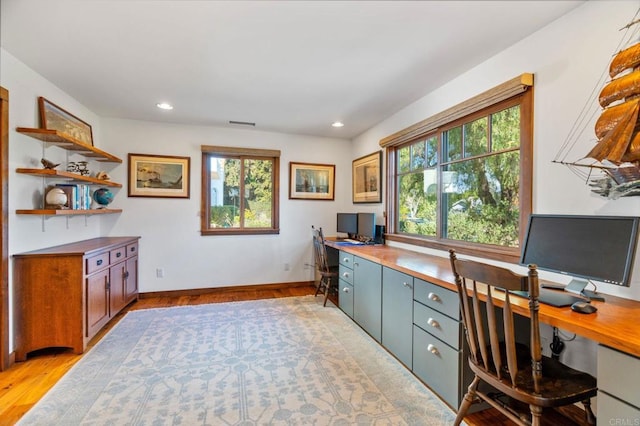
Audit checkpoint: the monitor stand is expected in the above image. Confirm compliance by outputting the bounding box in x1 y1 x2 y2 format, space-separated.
565 278 606 302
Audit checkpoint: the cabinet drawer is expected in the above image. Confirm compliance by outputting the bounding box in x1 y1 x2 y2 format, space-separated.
414 301 461 350
86 252 109 274
110 246 126 263
414 278 459 319
598 391 640 424
339 251 354 268
339 264 353 285
126 243 138 257
413 325 461 408
598 345 640 408
339 280 354 319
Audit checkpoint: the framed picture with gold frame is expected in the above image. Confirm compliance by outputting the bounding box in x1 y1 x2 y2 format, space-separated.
128 153 190 198
289 162 335 200
352 151 382 203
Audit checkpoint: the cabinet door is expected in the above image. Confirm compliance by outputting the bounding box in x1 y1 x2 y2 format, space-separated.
353 256 382 342
109 261 126 314
382 267 413 368
124 256 138 303
86 269 110 339
338 280 354 319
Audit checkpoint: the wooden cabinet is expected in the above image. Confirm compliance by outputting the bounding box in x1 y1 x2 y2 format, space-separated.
15 127 123 216
382 267 413 368
14 237 140 361
353 256 382 343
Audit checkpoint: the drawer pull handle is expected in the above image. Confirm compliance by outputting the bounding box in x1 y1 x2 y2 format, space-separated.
427 318 440 328
116 252 122 258
342 287 350 293
97 259 103 266
130 247 136 252
402 281 412 289
427 344 439 355
343 257 349 263
427 292 441 302
342 272 350 278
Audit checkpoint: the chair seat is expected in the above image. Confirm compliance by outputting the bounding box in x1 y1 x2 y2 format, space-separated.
471 343 597 408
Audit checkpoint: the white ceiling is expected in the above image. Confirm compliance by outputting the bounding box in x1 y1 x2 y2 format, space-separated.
1 0 583 139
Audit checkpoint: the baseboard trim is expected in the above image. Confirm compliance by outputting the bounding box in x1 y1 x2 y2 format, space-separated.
139 281 315 299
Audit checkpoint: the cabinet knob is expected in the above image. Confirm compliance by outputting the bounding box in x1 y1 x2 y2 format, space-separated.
130 247 136 252
427 318 440 328
427 292 441 302
342 287 350 293
402 281 412 289
343 257 349 263
342 272 350 278
116 252 122 258
97 259 103 266
427 344 439 355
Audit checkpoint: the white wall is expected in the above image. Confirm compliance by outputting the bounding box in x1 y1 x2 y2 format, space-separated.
354 0 640 303
99 118 352 292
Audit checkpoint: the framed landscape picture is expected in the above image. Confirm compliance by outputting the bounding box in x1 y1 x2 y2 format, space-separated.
38 97 94 146
352 151 382 203
289 162 335 200
128 153 190 198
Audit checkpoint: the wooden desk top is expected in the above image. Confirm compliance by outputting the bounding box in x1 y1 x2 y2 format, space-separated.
326 239 640 358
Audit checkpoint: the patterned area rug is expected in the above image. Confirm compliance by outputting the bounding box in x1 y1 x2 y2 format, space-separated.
19 296 459 425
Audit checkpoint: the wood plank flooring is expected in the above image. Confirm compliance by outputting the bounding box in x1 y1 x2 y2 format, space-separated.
0 285 579 425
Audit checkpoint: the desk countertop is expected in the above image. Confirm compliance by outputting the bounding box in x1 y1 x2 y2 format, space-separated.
325 239 640 358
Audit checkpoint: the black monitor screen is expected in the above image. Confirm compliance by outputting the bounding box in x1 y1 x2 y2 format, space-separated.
337 213 358 235
520 214 639 286
357 212 376 239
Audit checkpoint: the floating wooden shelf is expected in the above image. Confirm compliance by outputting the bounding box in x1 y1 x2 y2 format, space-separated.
16 208 122 216
16 168 123 188
16 127 122 163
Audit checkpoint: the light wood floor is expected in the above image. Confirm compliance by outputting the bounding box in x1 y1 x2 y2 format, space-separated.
0 285 580 425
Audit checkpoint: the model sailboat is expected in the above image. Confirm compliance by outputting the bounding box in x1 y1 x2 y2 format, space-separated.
556 14 640 198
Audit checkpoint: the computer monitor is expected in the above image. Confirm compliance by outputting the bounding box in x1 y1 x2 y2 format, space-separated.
337 213 358 236
357 212 376 240
520 214 639 291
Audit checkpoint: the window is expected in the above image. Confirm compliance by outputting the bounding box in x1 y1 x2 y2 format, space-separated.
382 75 533 262
201 146 280 235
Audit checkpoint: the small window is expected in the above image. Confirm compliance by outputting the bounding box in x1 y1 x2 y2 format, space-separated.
201 146 280 235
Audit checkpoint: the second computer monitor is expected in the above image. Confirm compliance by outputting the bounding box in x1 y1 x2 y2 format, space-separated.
357 212 376 239
337 213 358 236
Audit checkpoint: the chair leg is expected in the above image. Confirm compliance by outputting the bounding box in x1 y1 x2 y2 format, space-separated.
529 404 542 426
454 376 480 426
582 399 596 425
323 278 331 307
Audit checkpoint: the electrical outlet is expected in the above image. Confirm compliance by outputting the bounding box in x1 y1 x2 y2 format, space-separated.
541 337 549 356
284 263 290 271
156 268 165 278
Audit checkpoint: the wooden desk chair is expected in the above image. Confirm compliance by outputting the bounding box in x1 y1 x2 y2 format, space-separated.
448 250 597 426
312 226 338 306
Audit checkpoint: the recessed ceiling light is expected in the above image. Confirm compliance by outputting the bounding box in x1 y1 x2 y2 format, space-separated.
332 121 344 128
156 102 173 110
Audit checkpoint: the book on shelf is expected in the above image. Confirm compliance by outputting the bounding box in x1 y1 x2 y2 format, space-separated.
54 184 92 210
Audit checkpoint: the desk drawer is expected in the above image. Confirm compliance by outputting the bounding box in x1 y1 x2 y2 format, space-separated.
86 252 109 274
339 251 354 268
414 278 459 319
598 391 640 424
598 345 640 408
413 325 461 408
339 264 353 285
414 301 461 350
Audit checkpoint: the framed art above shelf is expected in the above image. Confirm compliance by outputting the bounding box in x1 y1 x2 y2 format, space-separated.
15 168 122 187
16 127 122 163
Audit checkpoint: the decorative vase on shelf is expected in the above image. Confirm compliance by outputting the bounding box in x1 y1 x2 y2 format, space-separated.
92 188 114 208
45 187 68 209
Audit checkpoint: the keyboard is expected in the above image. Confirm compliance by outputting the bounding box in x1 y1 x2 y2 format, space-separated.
510 289 585 307
340 239 363 245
